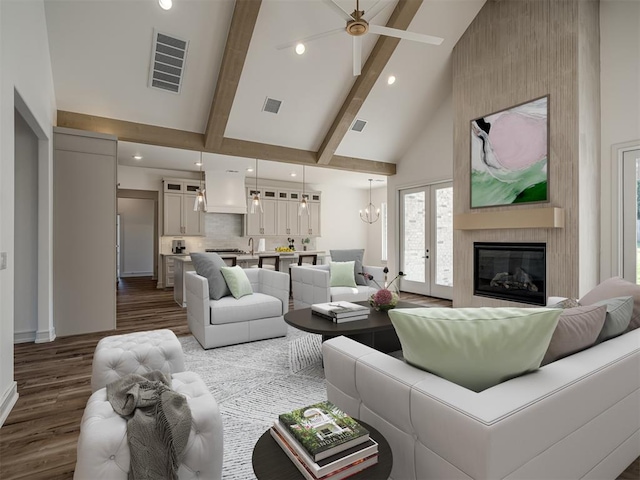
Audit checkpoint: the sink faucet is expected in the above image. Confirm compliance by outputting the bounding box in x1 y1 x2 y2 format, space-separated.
248 237 254 256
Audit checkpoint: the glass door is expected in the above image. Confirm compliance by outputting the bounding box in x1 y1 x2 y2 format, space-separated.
622 149 640 283
399 182 453 299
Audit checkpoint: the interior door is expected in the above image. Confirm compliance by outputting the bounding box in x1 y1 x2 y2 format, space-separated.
399 182 453 299
622 149 640 283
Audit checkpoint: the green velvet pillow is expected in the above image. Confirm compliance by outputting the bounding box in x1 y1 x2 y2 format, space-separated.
329 261 357 288
220 266 253 299
388 307 562 392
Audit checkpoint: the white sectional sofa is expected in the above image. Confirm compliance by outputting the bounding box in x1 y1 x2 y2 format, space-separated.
290 264 385 309
322 329 640 480
185 268 289 349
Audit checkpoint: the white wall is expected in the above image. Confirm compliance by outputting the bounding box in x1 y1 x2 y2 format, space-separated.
386 95 454 279
600 0 640 280
364 186 387 266
13 111 39 343
118 198 154 276
0 0 56 425
310 182 369 255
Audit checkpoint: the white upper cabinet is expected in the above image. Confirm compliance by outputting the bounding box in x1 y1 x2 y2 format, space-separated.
163 178 204 236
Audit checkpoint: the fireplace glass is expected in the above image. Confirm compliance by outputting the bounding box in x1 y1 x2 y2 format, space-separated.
474 242 546 305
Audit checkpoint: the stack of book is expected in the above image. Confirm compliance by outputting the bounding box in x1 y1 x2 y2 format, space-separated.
311 301 370 323
270 401 378 480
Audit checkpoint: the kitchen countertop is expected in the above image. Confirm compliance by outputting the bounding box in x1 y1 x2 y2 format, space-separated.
172 251 326 263
160 253 190 256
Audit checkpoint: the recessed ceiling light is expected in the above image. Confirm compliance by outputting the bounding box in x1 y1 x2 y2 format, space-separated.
133 155 143 160
290 172 297 177
387 75 396 85
246 167 254 172
194 161 203 167
295 43 305 55
159 0 172 10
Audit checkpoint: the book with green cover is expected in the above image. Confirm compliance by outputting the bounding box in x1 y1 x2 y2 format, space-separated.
278 401 370 461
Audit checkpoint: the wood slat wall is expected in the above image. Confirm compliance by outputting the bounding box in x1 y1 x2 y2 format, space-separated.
451 0 600 306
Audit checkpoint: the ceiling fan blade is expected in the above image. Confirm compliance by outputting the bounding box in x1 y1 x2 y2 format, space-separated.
276 27 344 50
368 24 444 45
353 36 362 76
362 0 390 21
321 0 353 22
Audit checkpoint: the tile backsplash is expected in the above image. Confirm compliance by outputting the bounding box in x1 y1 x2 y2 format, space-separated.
161 213 316 253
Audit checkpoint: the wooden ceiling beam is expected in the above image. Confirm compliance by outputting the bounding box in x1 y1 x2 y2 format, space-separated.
56 110 396 176
203 0 262 151
57 111 204 150
316 0 423 165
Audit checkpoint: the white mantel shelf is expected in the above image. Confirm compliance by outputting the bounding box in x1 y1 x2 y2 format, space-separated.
453 207 565 230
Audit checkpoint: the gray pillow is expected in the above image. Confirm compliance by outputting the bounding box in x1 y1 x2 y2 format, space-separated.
580 277 640 332
330 249 366 286
190 252 231 300
590 296 633 343
541 305 607 366
548 298 580 309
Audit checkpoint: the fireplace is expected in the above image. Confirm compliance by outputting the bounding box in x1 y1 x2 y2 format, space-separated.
474 242 546 305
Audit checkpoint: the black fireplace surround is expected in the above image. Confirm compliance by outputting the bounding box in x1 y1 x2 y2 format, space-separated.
474 242 546 305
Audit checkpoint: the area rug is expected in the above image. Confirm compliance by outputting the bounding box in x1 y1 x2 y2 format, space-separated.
180 327 326 479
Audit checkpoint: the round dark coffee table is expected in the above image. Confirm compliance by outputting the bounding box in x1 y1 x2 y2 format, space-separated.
252 420 392 480
284 300 421 353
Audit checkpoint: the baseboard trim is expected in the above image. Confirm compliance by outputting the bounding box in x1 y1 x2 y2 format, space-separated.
0 382 18 427
35 328 56 343
120 272 153 277
14 330 36 344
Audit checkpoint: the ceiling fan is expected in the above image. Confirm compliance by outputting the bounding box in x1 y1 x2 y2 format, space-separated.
276 0 444 76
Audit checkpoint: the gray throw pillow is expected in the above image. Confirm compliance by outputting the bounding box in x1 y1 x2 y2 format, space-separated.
590 296 633 343
541 304 607 366
190 252 231 300
548 298 580 309
330 249 366 286
580 277 640 332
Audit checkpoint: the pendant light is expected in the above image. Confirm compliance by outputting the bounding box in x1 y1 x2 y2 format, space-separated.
360 179 380 224
250 159 263 214
299 165 308 216
193 152 207 212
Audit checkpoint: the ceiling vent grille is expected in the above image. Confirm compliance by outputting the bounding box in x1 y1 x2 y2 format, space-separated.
148 30 189 94
351 119 367 132
262 97 282 114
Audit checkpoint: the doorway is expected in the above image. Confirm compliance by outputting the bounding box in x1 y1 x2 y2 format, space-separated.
399 182 453 299
621 148 640 283
116 193 158 279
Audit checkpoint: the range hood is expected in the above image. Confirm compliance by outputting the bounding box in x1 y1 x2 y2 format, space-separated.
205 171 247 214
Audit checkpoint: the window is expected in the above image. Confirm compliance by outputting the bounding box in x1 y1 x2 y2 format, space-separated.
381 202 388 262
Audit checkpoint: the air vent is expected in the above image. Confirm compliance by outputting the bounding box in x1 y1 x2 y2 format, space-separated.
263 97 282 114
351 119 367 132
148 29 189 94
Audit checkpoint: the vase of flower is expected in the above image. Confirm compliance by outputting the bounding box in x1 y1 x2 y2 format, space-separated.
360 267 405 312
369 289 399 311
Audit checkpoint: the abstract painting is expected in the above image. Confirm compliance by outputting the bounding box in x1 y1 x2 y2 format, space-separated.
470 96 549 208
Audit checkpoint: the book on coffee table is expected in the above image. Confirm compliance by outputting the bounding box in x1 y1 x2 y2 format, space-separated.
311 311 370 323
311 302 369 320
270 426 378 480
278 401 370 461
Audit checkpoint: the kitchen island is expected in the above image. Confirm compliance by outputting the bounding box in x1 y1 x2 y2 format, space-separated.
173 251 326 307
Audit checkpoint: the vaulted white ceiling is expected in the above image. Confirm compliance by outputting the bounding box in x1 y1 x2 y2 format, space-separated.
44 0 485 179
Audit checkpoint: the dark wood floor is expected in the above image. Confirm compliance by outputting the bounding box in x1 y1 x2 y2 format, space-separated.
0 277 637 479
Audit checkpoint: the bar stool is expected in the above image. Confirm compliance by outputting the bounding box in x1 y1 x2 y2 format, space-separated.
220 255 237 267
297 253 318 266
258 254 280 271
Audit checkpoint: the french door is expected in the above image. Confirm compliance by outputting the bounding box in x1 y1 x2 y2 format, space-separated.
622 148 640 283
399 182 453 299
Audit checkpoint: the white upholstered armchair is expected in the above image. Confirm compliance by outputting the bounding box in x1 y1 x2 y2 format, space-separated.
185 268 289 349
290 264 384 310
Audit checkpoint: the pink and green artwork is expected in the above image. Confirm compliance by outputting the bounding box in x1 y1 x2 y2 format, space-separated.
470 96 549 208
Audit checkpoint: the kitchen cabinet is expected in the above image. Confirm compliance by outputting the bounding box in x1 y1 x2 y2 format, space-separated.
246 188 277 236
163 178 204 236
300 192 321 236
276 190 301 236
246 187 322 237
